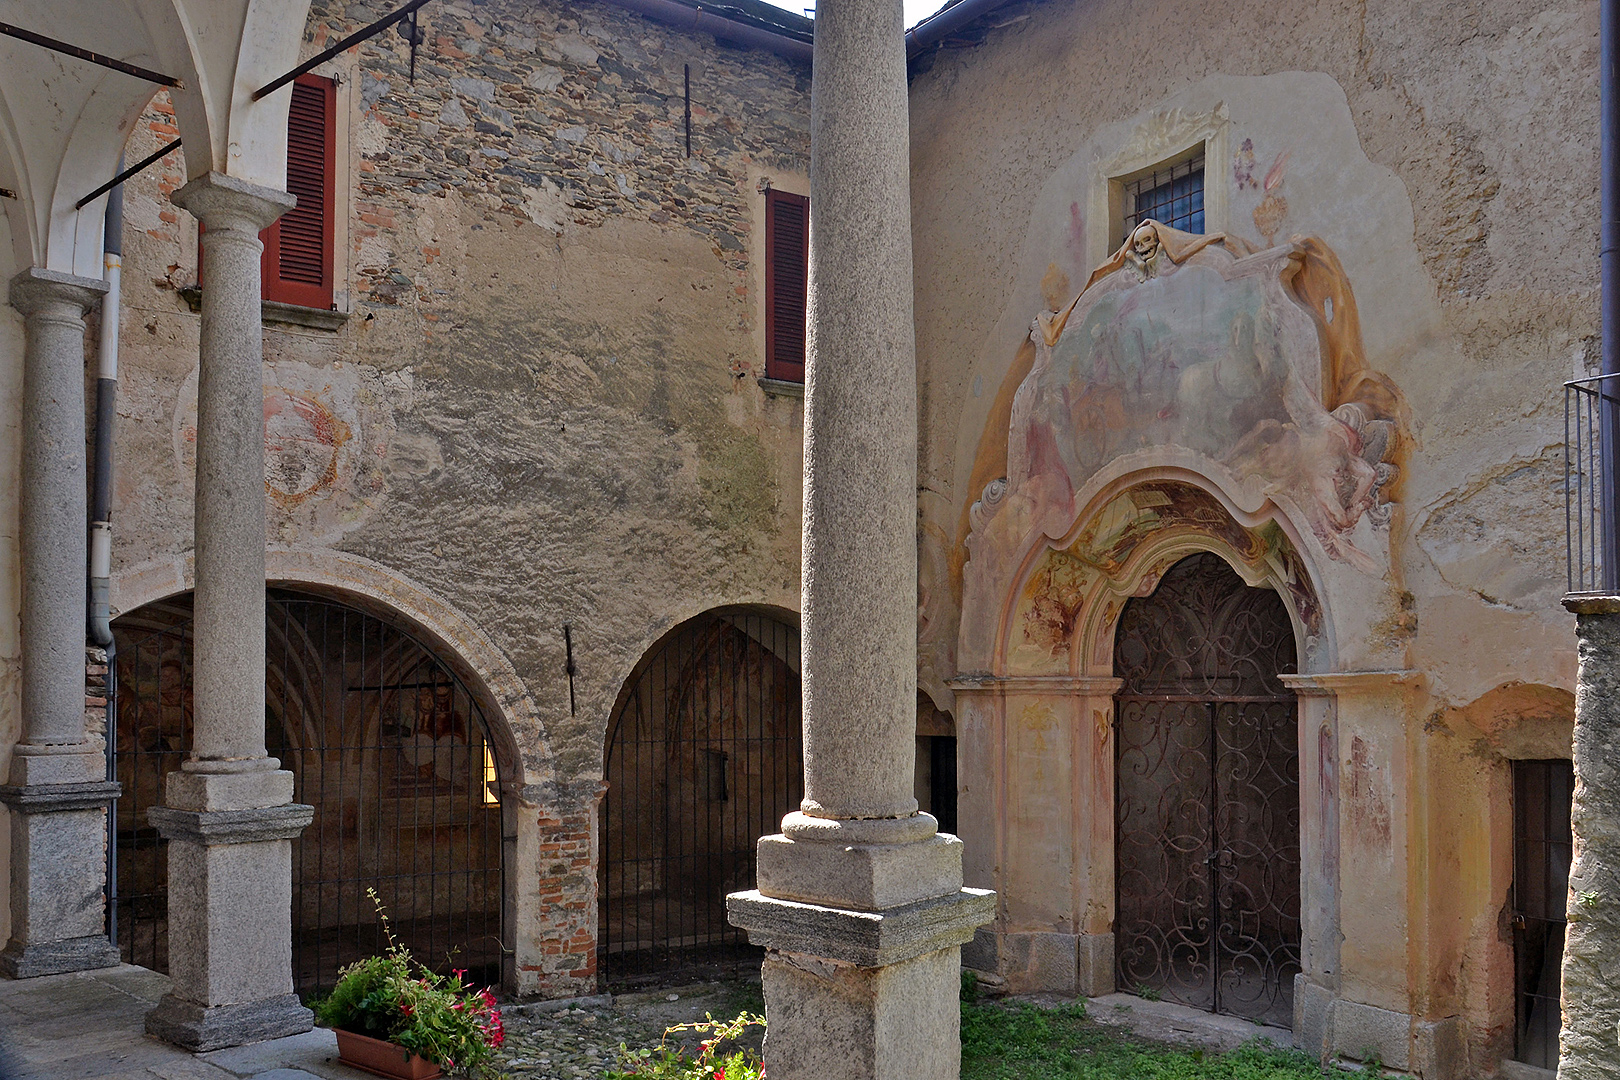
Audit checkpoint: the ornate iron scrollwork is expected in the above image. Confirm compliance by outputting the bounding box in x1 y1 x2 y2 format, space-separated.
1114 553 1301 1027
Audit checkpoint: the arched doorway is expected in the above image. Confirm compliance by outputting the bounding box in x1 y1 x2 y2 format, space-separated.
599 608 802 989
1113 552 1300 1026
111 588 510 994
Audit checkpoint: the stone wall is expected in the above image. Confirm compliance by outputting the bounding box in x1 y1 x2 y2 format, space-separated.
102 0 810 995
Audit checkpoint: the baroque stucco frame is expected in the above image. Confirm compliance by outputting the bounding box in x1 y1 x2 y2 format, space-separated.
1086 103 1232 270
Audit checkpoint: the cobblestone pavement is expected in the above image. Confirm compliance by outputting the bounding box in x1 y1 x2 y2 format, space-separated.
494 982 766 1080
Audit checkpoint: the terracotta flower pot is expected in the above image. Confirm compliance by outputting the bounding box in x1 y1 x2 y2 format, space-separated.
333 1028 444 1080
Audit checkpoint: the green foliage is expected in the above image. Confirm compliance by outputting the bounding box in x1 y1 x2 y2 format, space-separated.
1135 984 1163 1002
960 1000 1362 1080
603 1011 766 1080
962 969 981 1004
311 890 504 1075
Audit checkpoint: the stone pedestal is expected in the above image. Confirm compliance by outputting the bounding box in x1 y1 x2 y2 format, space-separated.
1558 596 1620 1080
144 798 314 1051
3 268 121 978
729 817 995 1080
147 173 310 1050
0 782 121 977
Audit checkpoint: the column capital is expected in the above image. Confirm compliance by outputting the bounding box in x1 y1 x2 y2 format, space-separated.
172 171 295 233
9 267 108 318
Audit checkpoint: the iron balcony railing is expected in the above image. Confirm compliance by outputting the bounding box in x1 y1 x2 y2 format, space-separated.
1565 372 1620 594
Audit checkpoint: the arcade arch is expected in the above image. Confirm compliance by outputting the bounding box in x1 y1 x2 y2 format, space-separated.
111 585 519 993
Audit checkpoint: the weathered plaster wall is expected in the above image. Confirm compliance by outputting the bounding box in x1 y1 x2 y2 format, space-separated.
910 0 1591 1070
104 0 809 994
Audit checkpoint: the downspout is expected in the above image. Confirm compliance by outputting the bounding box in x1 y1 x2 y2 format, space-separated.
89 172 120 648
1604 0 1619 591
90 170 121 947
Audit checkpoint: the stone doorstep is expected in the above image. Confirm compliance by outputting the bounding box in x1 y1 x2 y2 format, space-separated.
726 886 996 968
1086 992 1296 1053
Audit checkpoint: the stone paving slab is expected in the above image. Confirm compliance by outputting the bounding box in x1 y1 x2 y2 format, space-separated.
0 967 368 1080
0 966 771 1080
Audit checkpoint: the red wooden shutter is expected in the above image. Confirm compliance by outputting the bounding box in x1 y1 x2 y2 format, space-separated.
764 190 808 382
262 74 336 309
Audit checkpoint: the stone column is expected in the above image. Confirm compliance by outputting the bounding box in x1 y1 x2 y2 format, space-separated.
0 269 121 978
144 173 314 1052
1558 597 1620 1080
725 0 993 1074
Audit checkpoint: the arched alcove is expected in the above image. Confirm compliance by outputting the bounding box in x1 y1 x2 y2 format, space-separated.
599 606 802 989
112 587 513 993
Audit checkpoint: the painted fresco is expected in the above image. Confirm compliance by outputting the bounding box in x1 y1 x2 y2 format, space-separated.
1004 222 1402 575
1008 480 1324 672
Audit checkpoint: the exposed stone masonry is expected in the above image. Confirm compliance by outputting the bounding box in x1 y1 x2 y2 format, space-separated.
315 0 809 310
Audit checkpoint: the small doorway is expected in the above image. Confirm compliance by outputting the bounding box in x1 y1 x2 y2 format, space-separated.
1113 552 1301 1027
599 609 802 989
1512 759 1573 1070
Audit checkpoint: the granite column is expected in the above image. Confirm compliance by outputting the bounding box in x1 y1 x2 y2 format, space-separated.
0 269 121 978
145 173 314 1051
725 1 993 1076
1558 597 1620 1080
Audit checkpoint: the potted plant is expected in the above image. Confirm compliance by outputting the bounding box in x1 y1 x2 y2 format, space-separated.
313 892 504 1079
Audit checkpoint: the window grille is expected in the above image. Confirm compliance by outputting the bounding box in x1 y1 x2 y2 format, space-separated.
1124 156 1205 237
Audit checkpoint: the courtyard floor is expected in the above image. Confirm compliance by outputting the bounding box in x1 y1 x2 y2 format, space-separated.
0 966 1327 1080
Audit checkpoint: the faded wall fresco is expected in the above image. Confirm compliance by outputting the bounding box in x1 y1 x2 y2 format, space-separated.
1009 224 1401 575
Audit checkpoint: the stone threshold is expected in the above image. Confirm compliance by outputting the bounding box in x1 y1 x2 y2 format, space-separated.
1084 991 1296 1053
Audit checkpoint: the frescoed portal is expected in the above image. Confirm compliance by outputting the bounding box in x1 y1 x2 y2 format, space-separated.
1113 552 1301 1027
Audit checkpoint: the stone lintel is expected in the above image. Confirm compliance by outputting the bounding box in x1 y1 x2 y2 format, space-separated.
1563 593 1620 615
146 992 313 1052
0 934 120 979
0 781 120 813
148 803 314 845
727 887 996 968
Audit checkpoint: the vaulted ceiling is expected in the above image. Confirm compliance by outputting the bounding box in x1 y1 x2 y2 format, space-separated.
0 0 312 276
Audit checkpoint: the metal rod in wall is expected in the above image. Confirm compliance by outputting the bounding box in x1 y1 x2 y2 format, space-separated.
76 139 180 210
0 21 182 87
253 0 435 101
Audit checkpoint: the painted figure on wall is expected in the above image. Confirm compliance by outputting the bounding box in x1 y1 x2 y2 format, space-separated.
1006 221 1403 573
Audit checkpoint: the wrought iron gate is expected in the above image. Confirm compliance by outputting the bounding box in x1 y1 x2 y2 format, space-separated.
1113 553 1300 1027
600 609 802 989
112 589 509 995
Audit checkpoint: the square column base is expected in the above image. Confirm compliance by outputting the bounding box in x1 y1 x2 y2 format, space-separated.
0 934 121 979
145 992 313 1052
0 780 121 979
145 798 313 1051
762 946 964 1080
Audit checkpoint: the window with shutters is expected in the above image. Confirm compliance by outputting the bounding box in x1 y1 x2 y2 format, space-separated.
262 74 337 310
764 189 808 383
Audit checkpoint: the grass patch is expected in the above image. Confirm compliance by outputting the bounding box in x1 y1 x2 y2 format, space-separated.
961 1001 1363 1080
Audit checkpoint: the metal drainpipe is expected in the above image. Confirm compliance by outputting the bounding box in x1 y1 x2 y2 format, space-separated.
1604 0 1619 592
89 173 120 649
90 169 121 947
